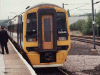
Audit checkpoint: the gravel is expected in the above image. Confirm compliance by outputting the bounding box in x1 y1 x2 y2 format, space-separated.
61 40 100 75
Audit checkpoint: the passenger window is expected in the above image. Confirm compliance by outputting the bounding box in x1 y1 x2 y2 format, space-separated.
26 12 37 36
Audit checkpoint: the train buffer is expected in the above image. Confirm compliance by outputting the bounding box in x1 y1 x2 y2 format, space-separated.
0 40 36 75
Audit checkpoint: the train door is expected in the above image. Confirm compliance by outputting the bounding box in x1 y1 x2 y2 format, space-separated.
42 15 53 49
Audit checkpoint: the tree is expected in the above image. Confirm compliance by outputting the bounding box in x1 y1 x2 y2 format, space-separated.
70 20 86 31
82 15 93 35
70 15 93 35
95 11 100 35
95 12 100 27
0 19 11 27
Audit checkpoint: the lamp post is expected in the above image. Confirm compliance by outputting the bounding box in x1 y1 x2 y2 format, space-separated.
62 3 68 8
62 3 64 8
91 0 100 49
91 0 96 49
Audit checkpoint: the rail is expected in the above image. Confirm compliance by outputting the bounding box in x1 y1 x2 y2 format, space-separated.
71 35 100 46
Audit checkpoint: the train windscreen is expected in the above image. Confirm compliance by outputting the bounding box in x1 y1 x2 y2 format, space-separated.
57 12 67 30
57 12 68 40
26 12 37 42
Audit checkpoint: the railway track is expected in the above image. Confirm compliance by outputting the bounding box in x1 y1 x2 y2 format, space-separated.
71 35 100 46
34 67 68 75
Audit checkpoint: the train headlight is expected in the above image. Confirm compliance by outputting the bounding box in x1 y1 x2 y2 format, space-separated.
27 38 37 42
58 37 66 41
27 38 33 42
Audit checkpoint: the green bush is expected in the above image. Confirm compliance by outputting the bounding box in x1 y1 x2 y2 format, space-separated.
95 12 100 26
81 16 93 35
70 12 100 35
95 12 100 35
70 20 86 31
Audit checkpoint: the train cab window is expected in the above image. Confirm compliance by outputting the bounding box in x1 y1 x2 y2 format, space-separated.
57 12 68 40
26 12 37 42
57 12 67 30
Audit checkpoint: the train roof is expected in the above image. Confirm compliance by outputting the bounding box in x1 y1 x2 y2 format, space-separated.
9 3 64 22
26 3 64 12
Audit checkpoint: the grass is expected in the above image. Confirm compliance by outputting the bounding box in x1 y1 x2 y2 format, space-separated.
4 71 8 74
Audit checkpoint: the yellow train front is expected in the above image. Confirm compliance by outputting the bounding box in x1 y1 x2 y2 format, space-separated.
24 4 71 68
8 4 71 68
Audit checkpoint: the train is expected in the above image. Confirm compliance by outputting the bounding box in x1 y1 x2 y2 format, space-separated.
7 3 71 68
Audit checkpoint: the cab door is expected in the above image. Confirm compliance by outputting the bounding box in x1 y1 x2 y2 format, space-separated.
42 15 53 49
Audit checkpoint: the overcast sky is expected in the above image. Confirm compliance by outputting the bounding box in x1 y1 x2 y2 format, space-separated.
0 0 100 20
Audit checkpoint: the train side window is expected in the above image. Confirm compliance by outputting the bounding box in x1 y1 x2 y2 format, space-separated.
56 12 67 31
26 12 37 36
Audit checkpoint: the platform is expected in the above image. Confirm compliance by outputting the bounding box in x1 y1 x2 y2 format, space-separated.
0 41 36 75
0 54 5 75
